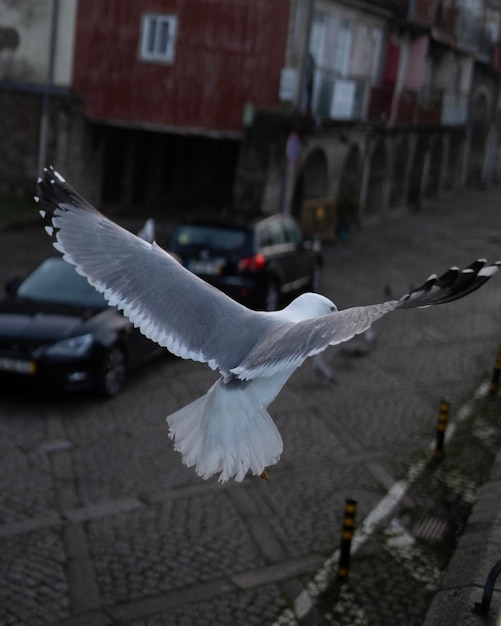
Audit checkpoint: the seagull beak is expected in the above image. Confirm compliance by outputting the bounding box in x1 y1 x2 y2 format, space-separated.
260 470 270 481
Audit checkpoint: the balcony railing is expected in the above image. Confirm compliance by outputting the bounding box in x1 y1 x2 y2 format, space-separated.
396 89 419 123
399 1 498 58
416 89 442 125
366 82 394 122
441 91 468 125
407 0 433 26
314 73 367 121
367 83 468 126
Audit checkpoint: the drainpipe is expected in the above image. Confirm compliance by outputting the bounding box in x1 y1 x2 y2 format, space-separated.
297 0 314 113
408 0 416 21
484 39 501 185
37 0 59 177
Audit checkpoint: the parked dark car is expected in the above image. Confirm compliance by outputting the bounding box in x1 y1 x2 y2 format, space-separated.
167 213 323 311
0 255 162 396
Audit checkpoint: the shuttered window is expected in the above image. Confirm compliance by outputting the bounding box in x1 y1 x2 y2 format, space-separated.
139 14 177 64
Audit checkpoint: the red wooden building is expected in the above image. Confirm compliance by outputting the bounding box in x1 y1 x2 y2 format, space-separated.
72 0 291 203
70 0 293 211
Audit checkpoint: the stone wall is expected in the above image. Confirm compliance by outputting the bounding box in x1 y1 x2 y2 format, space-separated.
234 110 481 229
0 85 102 204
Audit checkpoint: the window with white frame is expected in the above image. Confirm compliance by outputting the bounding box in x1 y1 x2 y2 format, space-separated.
139 14 177 63
334 19 352 78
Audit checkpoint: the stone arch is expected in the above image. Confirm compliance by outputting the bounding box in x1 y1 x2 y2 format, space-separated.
407 135 427 207
468 89 490 185
364 139 388 217
444 132 464 190
291 147 328 218
337 144 363 197
301 148 328 197
425 136 443 197
390 136 409 210
336 144 363 229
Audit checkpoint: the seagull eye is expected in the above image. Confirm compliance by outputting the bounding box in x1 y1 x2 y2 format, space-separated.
330 306 336 312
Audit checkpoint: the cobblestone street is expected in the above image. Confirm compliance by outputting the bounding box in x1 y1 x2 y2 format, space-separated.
1 186 501 625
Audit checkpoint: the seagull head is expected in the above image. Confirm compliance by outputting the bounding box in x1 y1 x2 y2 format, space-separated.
282 293 337 323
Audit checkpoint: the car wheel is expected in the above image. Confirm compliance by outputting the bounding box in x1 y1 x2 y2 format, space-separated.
265 280 280 311
310 263 322 293
97 345 127 397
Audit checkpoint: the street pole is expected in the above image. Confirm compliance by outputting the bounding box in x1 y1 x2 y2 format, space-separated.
37 0 59 179
282 131 300 214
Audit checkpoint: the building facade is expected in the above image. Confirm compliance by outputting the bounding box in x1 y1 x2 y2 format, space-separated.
0 0 500 229
237 0 501 231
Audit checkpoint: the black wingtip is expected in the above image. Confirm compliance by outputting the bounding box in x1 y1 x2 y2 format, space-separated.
397 259 501 309
36 167 99 236
36 166 66 218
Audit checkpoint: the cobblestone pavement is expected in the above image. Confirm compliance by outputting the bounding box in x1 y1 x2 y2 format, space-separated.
1 187 501 625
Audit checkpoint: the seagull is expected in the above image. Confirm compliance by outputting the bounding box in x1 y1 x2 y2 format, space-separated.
36 167 500 482
137 218 155 243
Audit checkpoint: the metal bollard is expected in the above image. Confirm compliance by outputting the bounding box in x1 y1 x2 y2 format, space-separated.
474 559 501 614
337 497 357 580
433 400 450 461
489 345 501 396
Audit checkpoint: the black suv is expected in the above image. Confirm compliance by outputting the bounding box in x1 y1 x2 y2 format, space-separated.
167 213 323 311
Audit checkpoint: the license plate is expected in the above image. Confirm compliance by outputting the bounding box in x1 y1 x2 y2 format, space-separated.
0 357 36 375
187 260 223 276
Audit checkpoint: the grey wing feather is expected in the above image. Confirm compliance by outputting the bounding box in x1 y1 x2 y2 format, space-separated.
397 258 501 308
232 301 399 380
36 167 265 374
232 257 501 381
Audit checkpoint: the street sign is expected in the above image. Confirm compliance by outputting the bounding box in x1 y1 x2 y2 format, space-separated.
286 132 300 164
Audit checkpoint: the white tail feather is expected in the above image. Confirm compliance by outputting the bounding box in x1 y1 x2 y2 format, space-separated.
167 378 283 482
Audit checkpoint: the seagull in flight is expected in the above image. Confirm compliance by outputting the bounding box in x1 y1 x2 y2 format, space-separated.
36 167 500 482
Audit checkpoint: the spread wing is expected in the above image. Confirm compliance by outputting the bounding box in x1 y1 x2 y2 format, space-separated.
36 167 268 374
232 259 500 380
36 168 500 383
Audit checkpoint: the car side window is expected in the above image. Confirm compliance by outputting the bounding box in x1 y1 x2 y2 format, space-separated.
173 225 247 253
267 220 286 245
282 218 302 244
258 226 272 248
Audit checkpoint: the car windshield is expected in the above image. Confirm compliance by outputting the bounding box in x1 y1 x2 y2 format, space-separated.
170 223 251 254
16 257 108 309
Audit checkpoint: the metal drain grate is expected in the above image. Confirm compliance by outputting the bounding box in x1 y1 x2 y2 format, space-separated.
413 513 448 543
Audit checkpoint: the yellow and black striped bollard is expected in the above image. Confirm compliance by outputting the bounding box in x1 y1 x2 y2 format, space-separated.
433 400 450 461
489 345 501 396
337 497 357 581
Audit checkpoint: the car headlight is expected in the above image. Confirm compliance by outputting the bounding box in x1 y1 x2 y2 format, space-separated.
45 333 94 357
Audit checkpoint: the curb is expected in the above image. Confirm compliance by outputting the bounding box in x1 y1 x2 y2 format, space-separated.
423 448 501 625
